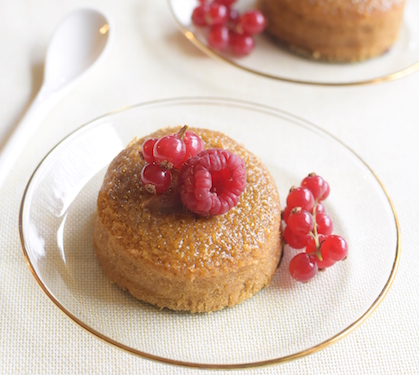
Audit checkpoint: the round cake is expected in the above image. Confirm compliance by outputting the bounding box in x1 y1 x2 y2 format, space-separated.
258 0 406 62
93 127 282 313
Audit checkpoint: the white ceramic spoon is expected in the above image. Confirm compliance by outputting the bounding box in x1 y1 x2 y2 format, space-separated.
0 7 114 189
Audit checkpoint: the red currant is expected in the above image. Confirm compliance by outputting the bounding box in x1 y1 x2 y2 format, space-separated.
208 24 230 51
306 235 335 269
282 205 292 223
205 3 228 26
313 202 325 215
316 212 333 236
141 162 172 194
320 181 330 201
214 0 236 6
229 32 255 56
282 174 347 281
141 138 157 163
191 0 266 58
301 173 326 201
183 130 204 161
289 253 318 282
227 7 240 28
153 134 186 169
286 186 315 212
287 208 314 236
283 225 311 249
321 235 348 262
192 4 209 27
239 10 266 35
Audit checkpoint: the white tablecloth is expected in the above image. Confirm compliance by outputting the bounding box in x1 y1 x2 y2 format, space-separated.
1 1 418 374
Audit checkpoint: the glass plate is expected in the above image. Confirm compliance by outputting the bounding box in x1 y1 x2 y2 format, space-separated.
20 97 400 369
169 0 419 86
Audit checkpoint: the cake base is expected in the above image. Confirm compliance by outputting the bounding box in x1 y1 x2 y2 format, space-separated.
259 0 406 62
93 127 282 313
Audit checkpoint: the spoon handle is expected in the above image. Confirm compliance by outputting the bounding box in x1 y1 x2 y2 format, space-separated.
0 91 55 189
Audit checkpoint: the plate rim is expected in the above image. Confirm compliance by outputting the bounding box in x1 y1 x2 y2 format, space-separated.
19 96 401 369
168 0 419 86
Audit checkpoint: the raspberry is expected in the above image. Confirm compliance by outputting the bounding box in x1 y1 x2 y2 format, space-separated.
179 148 246 216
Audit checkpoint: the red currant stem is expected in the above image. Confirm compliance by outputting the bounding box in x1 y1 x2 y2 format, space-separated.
311 202 323 261
177 125 188 139
144 184 157 194
159 160 174 170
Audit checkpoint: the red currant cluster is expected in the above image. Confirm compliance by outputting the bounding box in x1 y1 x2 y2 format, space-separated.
191 0 266 56
283 173 348 283
140 126 204 194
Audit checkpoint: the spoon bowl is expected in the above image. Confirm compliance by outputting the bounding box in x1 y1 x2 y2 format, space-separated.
0 7 114 189
43 8 112 94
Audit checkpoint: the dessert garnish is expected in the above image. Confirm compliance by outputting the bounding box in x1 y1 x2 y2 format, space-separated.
191 0 266 57
282 173 348 282
179 148 246 216
140 126 246 216
140 162 172 195
140 125 203 194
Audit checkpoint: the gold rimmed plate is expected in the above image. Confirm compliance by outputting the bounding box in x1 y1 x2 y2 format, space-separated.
20 97 400 368
169 0 419 86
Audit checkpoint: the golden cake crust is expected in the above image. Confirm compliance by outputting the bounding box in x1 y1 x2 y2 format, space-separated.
259 0 406 62
93 127 282 313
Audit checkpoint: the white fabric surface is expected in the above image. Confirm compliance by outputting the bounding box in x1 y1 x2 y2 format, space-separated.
1 0 418 374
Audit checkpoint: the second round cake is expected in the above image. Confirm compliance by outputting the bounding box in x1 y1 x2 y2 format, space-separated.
259 0 406 62
93 127 282 313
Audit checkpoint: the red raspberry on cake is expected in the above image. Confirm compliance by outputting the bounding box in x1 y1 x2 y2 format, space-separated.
179 148 246 216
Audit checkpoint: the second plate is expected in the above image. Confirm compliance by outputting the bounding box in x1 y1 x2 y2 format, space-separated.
169 0 419 86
